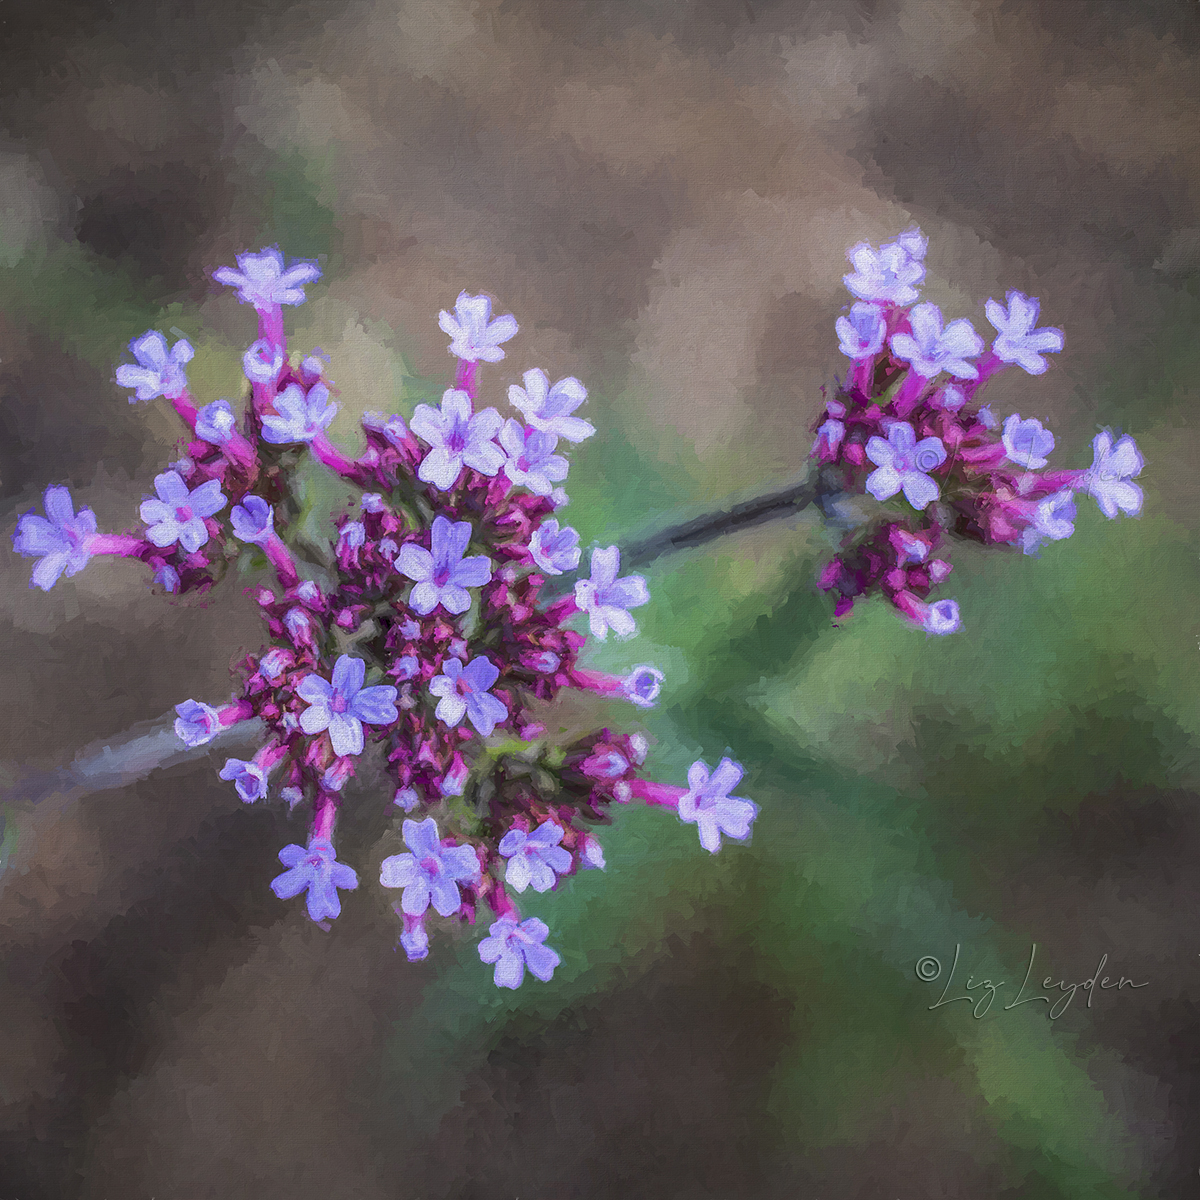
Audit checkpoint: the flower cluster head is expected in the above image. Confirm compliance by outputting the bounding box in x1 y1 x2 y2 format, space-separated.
12 256 761 989
812 228 1144 632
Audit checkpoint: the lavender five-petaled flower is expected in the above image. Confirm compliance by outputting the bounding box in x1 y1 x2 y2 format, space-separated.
477 916 561 989
270 838 358 923
499 420 569 496
230 495 275 545
219 757 269 803
843 233 927 305
921 598 962 636
243 338 285 384
140 471 226 553
410 389 505 490
395 515 491 616
574 546 650 641
529 519 581 575
13 485 98 590
865 423 946 510
621 665 665 708
499 820 573 893
1020 490 1077 556
438 291 519 362
1002 414 1055 471
429 655 508 737
985 291 1064 375
890 303 983 380
297 654 399 757
507 369 595 442
115 330 194 403
1084 431 1144 519
678 758 759 854
260 383 338 444
174 699 222 747
194 399 237 445
836 302 887 359
213 246 321 310
379 818 481 917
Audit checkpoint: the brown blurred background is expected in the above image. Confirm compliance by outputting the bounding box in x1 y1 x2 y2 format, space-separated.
0 1 1198 1196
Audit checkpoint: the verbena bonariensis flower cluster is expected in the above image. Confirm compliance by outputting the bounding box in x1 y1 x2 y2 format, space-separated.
812 228 1145 634
12 249 758 988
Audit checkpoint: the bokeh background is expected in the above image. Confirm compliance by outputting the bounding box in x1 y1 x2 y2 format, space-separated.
1 0 1199 1196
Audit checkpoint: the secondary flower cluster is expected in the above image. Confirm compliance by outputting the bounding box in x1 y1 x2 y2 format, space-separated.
12 250 759 989
812 229 1145 633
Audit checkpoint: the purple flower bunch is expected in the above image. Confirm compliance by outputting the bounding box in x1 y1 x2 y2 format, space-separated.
11 252 759 988
814 229 1145 633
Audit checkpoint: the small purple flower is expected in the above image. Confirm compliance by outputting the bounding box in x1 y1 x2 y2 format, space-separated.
437 291 518 363
230 495 275 545
920 598 962 636
936 384 966 412
219 756 269 803
499 820 573 893
507 369 595 442
13 485 98 590
1084 431 1144 519
440 755 470 797
477 916 561 989
214 247 321 310
195 399 238 445
401 914 430 961
410 389 506 490
174 699 222 747
580 836 606 870
812 419 845 459
393 655 420 682
978 405 998 430
890 303 983 380
1020 490 1077 556
270 838 358 923
338 518 364 549
843 234 927 305
865 423 946 510
499 420 570 496
361 493 385 514
621 665 664 708
678 758 759 854
429 655 508 737
836 302 887 359
985 291 1064 375
395 516 492 616
1002 414 1055 471
243 338 285 384
259 648 292 680
154 564 180 593
394 787 420 812
364 412 410 446
297 654 399 757
140 471 227 553
284 607 315 649
115 331 194 403
379 818 481 917
529 519 581 576
574 546 650 641
260 383 338 444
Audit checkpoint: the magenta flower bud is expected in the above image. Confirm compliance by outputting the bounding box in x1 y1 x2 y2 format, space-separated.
321 756 356 792
284 607 316 649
